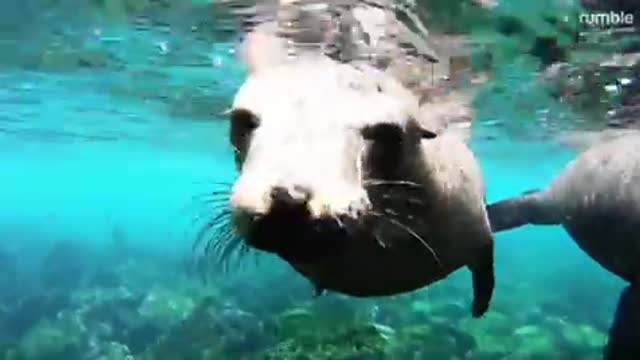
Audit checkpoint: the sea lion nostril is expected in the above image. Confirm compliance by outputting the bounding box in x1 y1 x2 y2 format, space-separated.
292 185 312 201
269 185 312 208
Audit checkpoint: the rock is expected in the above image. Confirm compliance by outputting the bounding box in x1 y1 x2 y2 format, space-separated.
124 323 161 354
512 325 556 357
264 322 391 360
142 296 272 359
394 324 461 359
275 307 316 339
137 286 196 327
430 301 468 322
77 287 160 353
560 323 608 350
17 314 84 360
432 320 478 357
88 269 123 289
5 291 71 339
461 311 514 354
39 240 94 291
95 341 134 360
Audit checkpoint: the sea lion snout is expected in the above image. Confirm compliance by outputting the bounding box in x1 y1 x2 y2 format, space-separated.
243 185 349 262
269 185 313 210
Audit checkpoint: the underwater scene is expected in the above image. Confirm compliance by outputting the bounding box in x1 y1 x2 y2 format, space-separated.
1 0 639 359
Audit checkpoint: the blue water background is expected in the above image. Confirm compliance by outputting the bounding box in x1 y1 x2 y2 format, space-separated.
0 66 625 313
0 0 630 357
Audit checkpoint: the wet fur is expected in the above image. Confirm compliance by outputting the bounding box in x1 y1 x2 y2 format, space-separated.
217 54 495 317
291 131 494 297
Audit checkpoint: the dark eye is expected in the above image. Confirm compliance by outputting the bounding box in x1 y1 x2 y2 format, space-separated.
406 118 438 141
419 128 437 139
230 108 260 133
229 108 259 164
361 123 404 144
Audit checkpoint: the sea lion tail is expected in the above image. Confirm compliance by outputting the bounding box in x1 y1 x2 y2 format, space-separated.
605 284 640 360
486 189 557 232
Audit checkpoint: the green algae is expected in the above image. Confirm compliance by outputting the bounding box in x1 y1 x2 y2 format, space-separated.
138 286 196 326
17 317 83 360
264 323 392 360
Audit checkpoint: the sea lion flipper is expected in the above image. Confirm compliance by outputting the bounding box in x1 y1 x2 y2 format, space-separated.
604 284 640 359
486 189 560 232
469 242 495 318
486 196 532 232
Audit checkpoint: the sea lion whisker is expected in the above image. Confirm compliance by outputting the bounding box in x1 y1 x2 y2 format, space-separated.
190 190 232 200
191 180 235 187
193 256 209 285
364 180 423 188
331 215 345 229
373 231 387 248
190 198 231 212
188 190 231 207
220 230 245 272
370 210 442 268
200 226 230 274
200 227 222 259
210 226 231 263
182 202 230 228
193 210 232 252
213 224 235 257
406 198 426 206
178 193 227 215
202 214 250 274
382 208 400 217
188 194 230 206
190 194 231 203
188 208 227 232
185 193 230 212
183 193 231 221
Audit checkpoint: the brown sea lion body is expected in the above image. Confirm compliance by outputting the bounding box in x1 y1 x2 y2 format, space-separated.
223 54 495 317
488 134 640 283
486 134 640 359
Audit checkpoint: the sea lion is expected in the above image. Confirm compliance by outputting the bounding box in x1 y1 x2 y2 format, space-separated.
208 51 496 318
486 134 640 358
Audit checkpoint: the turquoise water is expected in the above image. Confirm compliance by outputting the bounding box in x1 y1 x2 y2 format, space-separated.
0 1 633 359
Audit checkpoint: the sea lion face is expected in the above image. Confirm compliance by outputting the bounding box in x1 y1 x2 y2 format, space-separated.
227 56 437 263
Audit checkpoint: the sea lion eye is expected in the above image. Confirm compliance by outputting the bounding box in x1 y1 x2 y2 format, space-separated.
406 118 438 141
230 108 260 132
419 128 438 140
361 123 404 144
229 108 260 165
